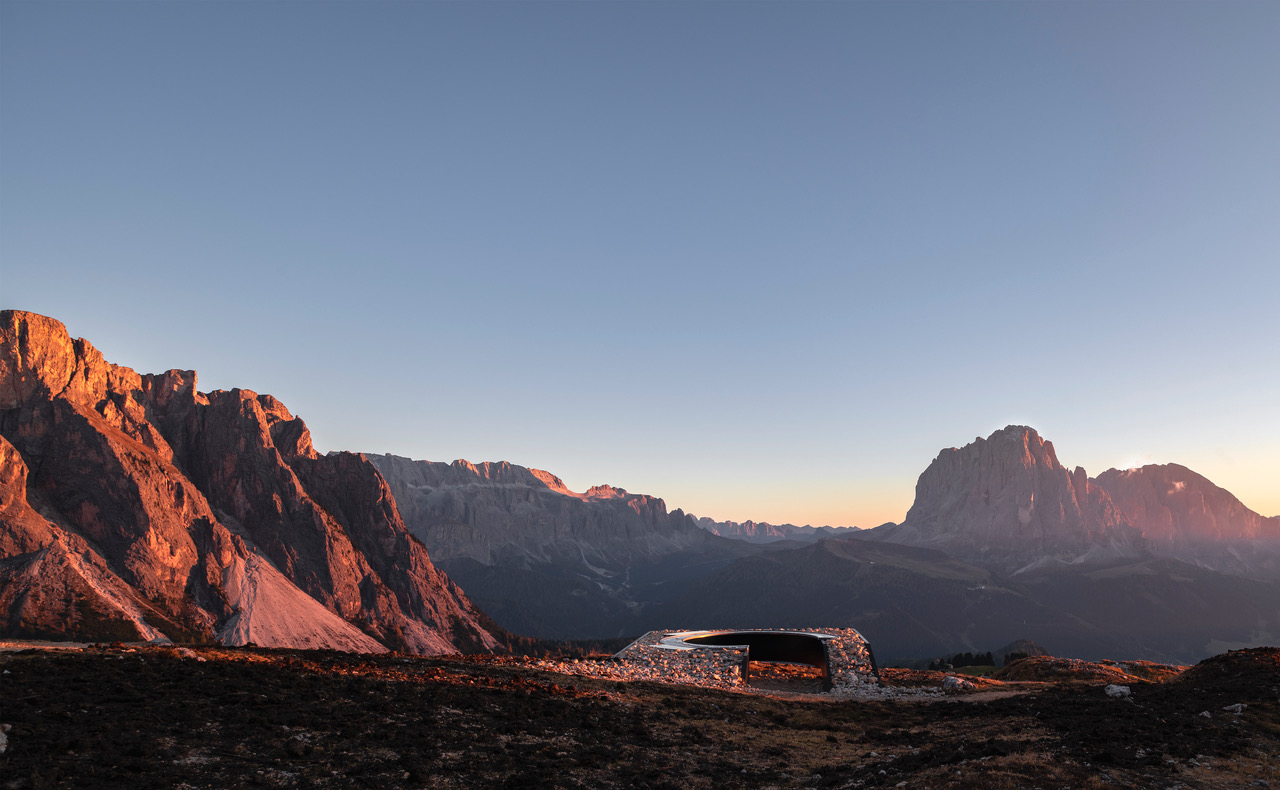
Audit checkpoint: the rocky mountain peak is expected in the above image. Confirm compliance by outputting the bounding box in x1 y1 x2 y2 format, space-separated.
880 425 1133 565
961 424 1059 467
527 468 574 495
0 310 499 653
1 311 83 408
583 484 627 500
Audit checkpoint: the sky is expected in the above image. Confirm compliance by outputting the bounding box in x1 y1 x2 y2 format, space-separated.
2 1 1277 526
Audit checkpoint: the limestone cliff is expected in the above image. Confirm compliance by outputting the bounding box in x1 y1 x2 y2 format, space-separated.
1093 463 1280 578
365 453 762 640
0 310 498 653
368 454 711 566
696 517 864 544
1094 463 1280 544
870 425 1280 578
871 426 1140 568
696 518 792 543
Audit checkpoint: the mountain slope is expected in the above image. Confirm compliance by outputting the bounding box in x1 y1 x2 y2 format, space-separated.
657 535 1280 663
1093 463 1280 578
695 517 865 544
656 537 1054 661
0 310 498 653
802 425 1280 659
868 426 1139 567
371 454 712 566
867 425 1280 579
369 452 762 639
1095 463 1280 542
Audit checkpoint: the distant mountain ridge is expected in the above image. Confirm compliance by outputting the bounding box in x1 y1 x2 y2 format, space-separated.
0 310 499 653
365 424 1278 653
695 517 866 544
367 453 760 639
5 309 1274 664
867 425 1280 578
657 425 1279 662
369 453 712 567
366 454 870 637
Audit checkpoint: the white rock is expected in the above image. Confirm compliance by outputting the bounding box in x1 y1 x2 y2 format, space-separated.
1105 684 1131 699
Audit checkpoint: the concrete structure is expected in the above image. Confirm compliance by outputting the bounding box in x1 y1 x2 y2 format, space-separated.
614 627 879 693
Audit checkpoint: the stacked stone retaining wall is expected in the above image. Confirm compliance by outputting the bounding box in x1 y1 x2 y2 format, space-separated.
612 627 879 693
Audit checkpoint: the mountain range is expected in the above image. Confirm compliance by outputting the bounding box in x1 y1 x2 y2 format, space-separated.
368 452 762 639
661 426 1280 662
365 425 1279 661
865 425 1280 577
695 518 866 544
3 310 1277 664
0 311 499 654
368 452 868 638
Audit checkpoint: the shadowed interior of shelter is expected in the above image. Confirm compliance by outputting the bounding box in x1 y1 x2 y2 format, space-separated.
683 631 832 691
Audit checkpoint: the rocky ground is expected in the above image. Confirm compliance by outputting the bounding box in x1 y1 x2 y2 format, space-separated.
1 642 1277 789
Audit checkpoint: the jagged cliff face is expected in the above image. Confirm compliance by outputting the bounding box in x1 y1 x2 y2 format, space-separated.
874 426 1138 567
369 454 710 566
695 517 864 544
1094 464 1280 544
1092 463 1280 578
0 310 498 653
871 425 1280 578
696 518 793 543
367 453 756 640
673 428 1280 661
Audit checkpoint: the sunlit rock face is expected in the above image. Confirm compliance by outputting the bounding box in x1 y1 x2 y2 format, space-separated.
0 310 498 654
868 425 1280 578
1094 463 1280 543
873 426 1139 567
1093 463 1280 578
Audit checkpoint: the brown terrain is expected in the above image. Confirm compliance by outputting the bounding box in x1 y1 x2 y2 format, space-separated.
1 643 1277 789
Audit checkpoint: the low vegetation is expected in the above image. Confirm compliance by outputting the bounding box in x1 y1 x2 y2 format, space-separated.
1 643 1276 788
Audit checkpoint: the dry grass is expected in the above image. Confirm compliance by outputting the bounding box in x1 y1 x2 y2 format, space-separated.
0 644 1277 788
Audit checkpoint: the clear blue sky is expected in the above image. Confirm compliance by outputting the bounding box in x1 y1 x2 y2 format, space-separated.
3 1 1277 525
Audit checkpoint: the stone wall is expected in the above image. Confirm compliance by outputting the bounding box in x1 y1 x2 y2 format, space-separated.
611 628 879 693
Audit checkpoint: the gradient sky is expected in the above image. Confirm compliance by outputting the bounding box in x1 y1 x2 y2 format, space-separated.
3 1 1277 526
